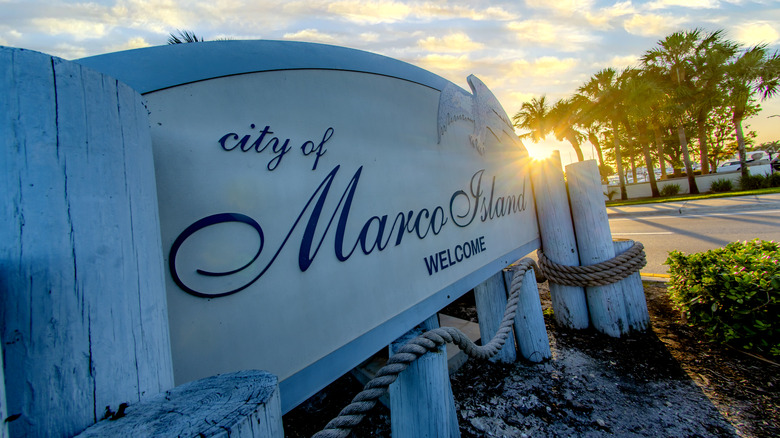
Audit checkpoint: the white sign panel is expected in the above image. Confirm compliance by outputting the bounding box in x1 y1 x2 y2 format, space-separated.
79 41 540 411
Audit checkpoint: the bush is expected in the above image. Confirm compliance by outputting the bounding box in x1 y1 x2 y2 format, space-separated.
768 172 780 188
739 173 767 190
665 239 780 357
659 183 680 197
709 178 733 193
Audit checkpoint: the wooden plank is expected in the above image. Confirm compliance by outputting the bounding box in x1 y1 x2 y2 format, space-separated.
613 239 650 332
566 160 628 337
473 271 517 363
389 315 459 438
531 157 589 329
504 268 551 362
76 370 282 437
0 47 173 437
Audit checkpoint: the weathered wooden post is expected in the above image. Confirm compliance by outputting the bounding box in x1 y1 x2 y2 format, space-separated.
75 370 283 437
389 315 460 438
503 268 551 362
474 272 518 363
531 156 590 329
613 239 650 331
0 47 174 436
566 160 629 337
1 346 8 438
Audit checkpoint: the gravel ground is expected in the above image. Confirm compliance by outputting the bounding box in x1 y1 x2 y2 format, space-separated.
283 282 779 437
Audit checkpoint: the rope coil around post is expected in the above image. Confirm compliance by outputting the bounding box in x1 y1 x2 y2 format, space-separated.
536 241 647 287
312 242 647 438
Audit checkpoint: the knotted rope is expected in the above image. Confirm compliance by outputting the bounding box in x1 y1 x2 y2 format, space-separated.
312 241 646 438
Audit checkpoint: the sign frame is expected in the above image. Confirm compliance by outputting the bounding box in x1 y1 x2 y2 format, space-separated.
78 41 540 412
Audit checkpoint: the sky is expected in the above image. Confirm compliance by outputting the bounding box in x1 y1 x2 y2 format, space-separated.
2 0 780 163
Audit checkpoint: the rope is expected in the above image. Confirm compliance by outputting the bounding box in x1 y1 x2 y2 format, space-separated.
312 242 646 438
536 241 647 287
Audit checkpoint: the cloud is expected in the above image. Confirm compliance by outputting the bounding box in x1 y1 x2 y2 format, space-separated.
622 13 688 37
104 36 152 53
524 0 595 16
507 20 596 51
645 0 721 10
109 0 193 33
326 1 412 24
585 1 636 30
31 18 109 40
510 56 579 79
417 32 483 53
416 53 473 72
416 4 517 21
283 29 339 44
732 21 780 46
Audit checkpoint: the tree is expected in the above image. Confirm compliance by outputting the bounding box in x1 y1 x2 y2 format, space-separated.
623 69 661 197
724 45 780 177
548 98 586 162
689 30 738 174
513 96 552 142
578 68 629 199
168 30 205 44
642 29 702 194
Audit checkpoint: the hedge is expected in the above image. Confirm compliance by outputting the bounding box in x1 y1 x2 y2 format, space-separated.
665 239 780 357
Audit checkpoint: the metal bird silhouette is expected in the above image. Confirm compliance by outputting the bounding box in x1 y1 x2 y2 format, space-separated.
437 75 522 155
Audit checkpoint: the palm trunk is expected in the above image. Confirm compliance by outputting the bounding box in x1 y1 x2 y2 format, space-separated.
734 115 749 179
611 119 627 200
696 112 710 174
567 133 585 162
677 125 699 194
652 126 667 179
638 124 660 197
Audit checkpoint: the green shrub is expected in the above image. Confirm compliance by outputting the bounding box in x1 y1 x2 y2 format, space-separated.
767 172 780 188
709 178 733 193
659 183 680 197
603 189 618 201
739 173 767 190
665 239 780 357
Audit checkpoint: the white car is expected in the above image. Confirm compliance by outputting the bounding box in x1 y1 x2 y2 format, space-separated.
716 160 742 173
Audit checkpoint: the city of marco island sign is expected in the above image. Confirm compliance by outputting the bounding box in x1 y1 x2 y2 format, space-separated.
78 40 540 412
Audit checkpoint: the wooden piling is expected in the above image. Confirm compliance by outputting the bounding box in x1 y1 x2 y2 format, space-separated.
474 272 517 363
566 160 628 337
76 370 283 438
1 345 7 438
389 315 460 438
531 156 589 329
0 47 173 436
503 268 551 362
613 239 650 332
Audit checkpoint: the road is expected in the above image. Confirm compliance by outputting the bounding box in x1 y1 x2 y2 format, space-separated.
609 208 780 276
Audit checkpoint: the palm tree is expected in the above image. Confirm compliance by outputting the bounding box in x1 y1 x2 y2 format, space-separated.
548 98 586 162
513 96 552 143
723 45 780 177
623 69 661 197
168 30 205 44
689 30 738 174
578 68 629 199
642 29 701 194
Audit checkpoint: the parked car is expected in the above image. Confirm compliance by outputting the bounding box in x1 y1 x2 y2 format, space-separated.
716 160 742 173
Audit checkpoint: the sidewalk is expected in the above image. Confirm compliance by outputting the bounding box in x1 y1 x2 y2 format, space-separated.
607 192 780 218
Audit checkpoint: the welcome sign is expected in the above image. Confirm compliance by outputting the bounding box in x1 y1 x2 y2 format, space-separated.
79 41 540 411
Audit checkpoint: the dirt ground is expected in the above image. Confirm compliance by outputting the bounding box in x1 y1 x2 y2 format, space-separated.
283 281 780 437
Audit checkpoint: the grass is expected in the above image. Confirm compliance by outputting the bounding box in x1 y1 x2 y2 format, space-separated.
605 186 780 207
